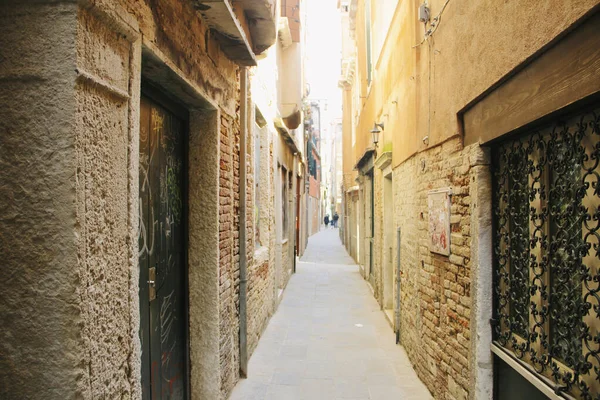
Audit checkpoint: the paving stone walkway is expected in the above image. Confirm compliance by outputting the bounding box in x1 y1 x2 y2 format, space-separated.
229 227 433 400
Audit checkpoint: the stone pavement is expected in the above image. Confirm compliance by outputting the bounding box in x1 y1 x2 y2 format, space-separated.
229 228 433 400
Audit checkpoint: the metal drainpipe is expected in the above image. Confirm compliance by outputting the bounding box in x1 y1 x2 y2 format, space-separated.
239 67 248 378
395 227 401 344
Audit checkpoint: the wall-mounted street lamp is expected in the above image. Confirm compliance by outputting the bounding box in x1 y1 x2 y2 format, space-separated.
370 122 384 147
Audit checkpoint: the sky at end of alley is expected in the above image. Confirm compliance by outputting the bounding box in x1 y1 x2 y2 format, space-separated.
305 0 342 125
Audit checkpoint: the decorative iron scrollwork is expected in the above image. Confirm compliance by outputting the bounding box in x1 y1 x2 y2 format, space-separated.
493 106 600 399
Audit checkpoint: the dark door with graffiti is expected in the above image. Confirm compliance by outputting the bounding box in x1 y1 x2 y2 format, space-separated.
139 93 188 399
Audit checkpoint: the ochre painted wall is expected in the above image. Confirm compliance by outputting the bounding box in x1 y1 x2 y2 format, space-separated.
345 0 600 399
352 0 600 168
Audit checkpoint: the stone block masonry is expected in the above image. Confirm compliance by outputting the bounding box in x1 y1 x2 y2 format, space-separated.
0 1 280 399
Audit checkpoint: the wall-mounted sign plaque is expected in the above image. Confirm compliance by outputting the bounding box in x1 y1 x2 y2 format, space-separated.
428 188 452 256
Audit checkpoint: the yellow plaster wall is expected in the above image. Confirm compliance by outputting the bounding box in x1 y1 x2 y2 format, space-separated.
341 85 357 188
351 0 600 168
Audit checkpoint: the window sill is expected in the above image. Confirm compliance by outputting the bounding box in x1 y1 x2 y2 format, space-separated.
280 238 289 245
491 344 563 400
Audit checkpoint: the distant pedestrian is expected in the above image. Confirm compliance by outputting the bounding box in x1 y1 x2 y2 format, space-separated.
324 214 330 228
333 212 339 228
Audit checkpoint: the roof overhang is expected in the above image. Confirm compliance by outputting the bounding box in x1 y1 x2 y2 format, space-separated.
354 148 376 172
274 118 300 154
194 0 278 66
281 106 302 129
239 0 278 54
194 0 257 66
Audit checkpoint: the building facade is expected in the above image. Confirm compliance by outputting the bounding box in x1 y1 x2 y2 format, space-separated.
305 101 323 235
340 0 600 399
0 0 304 399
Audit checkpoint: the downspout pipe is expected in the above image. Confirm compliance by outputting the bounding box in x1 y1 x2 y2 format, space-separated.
239 67 248 378
395 227 401 344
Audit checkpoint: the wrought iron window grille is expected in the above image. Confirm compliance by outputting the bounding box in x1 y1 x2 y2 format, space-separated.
492 106 600 399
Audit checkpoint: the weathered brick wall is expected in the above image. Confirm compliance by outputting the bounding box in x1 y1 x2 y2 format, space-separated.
219 112 241 397
246 113 276 357
247 251 274 355
392 137 473 400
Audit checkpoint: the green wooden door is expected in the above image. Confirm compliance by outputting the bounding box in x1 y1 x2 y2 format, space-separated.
139 94 188 400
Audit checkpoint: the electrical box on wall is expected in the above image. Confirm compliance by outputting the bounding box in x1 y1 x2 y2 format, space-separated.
418 3 430 23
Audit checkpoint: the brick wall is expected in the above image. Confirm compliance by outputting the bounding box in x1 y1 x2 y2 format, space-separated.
246 108 277 357
389 137 473 400
219 112 240 397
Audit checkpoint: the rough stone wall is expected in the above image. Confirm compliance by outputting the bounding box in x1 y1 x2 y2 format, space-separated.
0 2 83 398
75 7 134 397
78 1 242 398
188 110 222 399
393 137 473 400
1 0 253 399
98 1 245 398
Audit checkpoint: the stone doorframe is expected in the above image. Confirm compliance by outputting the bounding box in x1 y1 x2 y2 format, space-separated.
135 41 222 399
355 148 376 282
467 146 493 400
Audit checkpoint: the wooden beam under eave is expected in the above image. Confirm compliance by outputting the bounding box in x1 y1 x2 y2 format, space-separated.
194 0 258 66
462 11 600 146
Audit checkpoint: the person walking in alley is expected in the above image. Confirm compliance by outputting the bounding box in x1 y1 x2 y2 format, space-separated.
324 214 330 228
333 212 339 228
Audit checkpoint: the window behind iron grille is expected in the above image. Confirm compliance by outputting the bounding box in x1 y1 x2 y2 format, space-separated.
492 106 600 399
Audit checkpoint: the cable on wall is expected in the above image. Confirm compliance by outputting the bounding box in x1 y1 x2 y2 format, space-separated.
412 0 451 48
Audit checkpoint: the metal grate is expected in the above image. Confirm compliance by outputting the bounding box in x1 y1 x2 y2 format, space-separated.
492 106 600 399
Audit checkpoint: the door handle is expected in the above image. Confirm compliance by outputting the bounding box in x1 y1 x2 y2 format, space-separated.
148 267 156 301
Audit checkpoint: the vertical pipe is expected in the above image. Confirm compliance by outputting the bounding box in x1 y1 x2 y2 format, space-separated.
239 67 248 377
395 227 401 344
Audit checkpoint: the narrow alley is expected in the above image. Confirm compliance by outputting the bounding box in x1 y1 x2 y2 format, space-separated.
230 228 432 400
2 0 600 399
